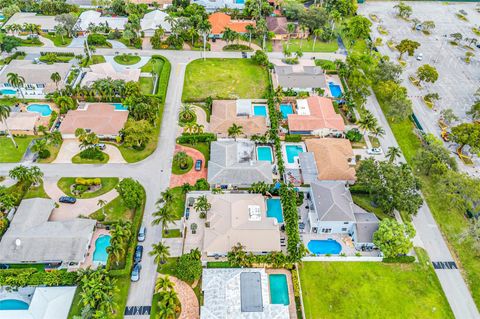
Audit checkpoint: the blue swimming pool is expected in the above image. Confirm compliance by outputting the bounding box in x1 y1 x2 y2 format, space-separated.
93 235 111 264
308 239 342 255
329 82 342 98
235 0 245 3
0 299 29 310
0 89 17 95
253 105 267 117
27 104 52 117
112 103 128 111
269 274 289 305
266 198 283 223
257 146 273 163
285 145 304 164
280 104 293 119
0 14 5 20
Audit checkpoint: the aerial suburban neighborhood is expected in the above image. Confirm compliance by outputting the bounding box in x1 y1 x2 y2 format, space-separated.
0 0 479 318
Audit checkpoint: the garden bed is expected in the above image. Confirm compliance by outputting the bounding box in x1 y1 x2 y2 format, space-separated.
57 177 119 198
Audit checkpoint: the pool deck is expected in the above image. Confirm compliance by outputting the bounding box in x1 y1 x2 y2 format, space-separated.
266 269 298 319
325 74 343 98
82 228 110 269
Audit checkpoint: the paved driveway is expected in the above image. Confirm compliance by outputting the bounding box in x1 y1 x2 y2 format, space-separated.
54 139 126 163
169 144 207 187
43 177 119 221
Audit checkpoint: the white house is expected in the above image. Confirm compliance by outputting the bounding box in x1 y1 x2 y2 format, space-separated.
3 12 59 33
192 0 245 12
76 10 128 32
140 10 172 37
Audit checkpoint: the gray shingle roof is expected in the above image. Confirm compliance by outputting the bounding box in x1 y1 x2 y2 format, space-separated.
207 139 273 186
0 198 96 264
310 181 355 222
274 64 326 89
354 212 380 243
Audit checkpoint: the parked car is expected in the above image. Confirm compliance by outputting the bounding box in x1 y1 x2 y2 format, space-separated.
137 225 146 242
416 53 423 61
134 245 143 263
59 196 76 204
131 263 142 282
95 143 106 150
195 159 202 171
367 148 383 155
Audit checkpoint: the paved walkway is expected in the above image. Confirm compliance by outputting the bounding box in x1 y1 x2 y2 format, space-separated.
107 40 127 49
165 275 199 319
38 35 54 47
53 139 126 163
68 36 86 48
104 55 151 71
169 144 207 188
43 177 119 221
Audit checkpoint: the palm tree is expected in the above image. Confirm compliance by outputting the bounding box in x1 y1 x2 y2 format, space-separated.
0 104 16 148
149 242 170 265
371 125 385 139
174 151 189 170
157 188 175 205
312 28 323 51
228 123 243 140
245 24 255 48
106 239 125 266
31 138 48 155
54 24 67 45
357 111 378 134
183 121 196 134
152 206 177 234
222 27 236 46
386 146 401 163
194 195 211 218
97 199 108 218
198 19 211 60
7 73 25 100
50 72 61 89
155 275 174 293
286 23 296 49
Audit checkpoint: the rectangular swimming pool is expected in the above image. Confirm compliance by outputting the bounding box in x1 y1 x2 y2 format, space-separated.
257 146 273 163
253 105 267 117
280 104 293 119
285 145 304 164
269 274 289 305
266 198 283 223
111 103 128 111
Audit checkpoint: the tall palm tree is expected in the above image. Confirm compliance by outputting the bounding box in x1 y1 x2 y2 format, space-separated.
198 19 211 60
371 125 385 139
357 111 378 134
0 104 17 148
194 195 211 218
106 239 125 266
31 138 48 155
155 275 174 293
312 28 323 51
157 188 175 205
97 199 108 218
286 23 296 49
152 206 177 234
149 242 170 265
228 123 243 140
50 72 61 89
386 146 402 163
245 24 255 48
7 73 25 100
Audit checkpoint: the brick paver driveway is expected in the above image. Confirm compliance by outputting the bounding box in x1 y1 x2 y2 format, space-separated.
169 144 207 187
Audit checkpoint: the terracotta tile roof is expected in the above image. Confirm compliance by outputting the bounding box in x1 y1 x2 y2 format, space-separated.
59 103 128 136
266 16 288 34
305 138 356 182
208 12 255 35
210 100 268 136
288 96 345 132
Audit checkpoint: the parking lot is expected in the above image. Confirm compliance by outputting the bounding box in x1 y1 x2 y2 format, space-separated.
359 2 480 135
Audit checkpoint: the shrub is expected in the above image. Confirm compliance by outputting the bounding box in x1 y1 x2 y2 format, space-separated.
116 178 145 209
383 255 415 263
177 133 216 144
223 44 253 52
87 33 108 46
0 269 77 287
0 217 9 236
194 178 209 191
291 269 300 297
79 148 104 160
48 111 58 129
346 129 363 142
174 251 202 282
38 149 50 159
75 177 101 186
284 134 302 142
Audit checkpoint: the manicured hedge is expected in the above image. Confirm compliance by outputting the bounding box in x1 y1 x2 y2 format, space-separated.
177 133 216 144
284 134 302 142
383 255 416 263
0 268 77 287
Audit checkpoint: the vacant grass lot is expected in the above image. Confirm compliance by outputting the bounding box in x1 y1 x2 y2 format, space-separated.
300 258 453 319
182 58 269 102
285 39 338 52
139 77 154 95
0 136 34 162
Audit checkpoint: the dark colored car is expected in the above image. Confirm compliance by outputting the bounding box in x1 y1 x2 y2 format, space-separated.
131 263 142 282
95 143 106 150
241 52 247 58
134 245 143 263
59 196 76 204
195 159 202 171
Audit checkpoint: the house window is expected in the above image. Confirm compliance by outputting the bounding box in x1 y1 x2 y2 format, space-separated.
36 83 45 88
343 222 349 224
321 228 332 233
341 228 347 231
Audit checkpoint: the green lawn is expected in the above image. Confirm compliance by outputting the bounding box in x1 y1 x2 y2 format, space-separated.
37 142 62 163
0 136 35 162
71 152 109 164
179 142 210 167
299 259 453 319
114 54 141 65
23 180 50 199
351 193 391 220
84 55 106 66
172 155 193 175
139 77 154 95
285 39 338 53
182 58 269 102
171 186 186 219
140 57 165 74
163 229 182 238
57 177 119 199
42 33 72 47
90 196 133 222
